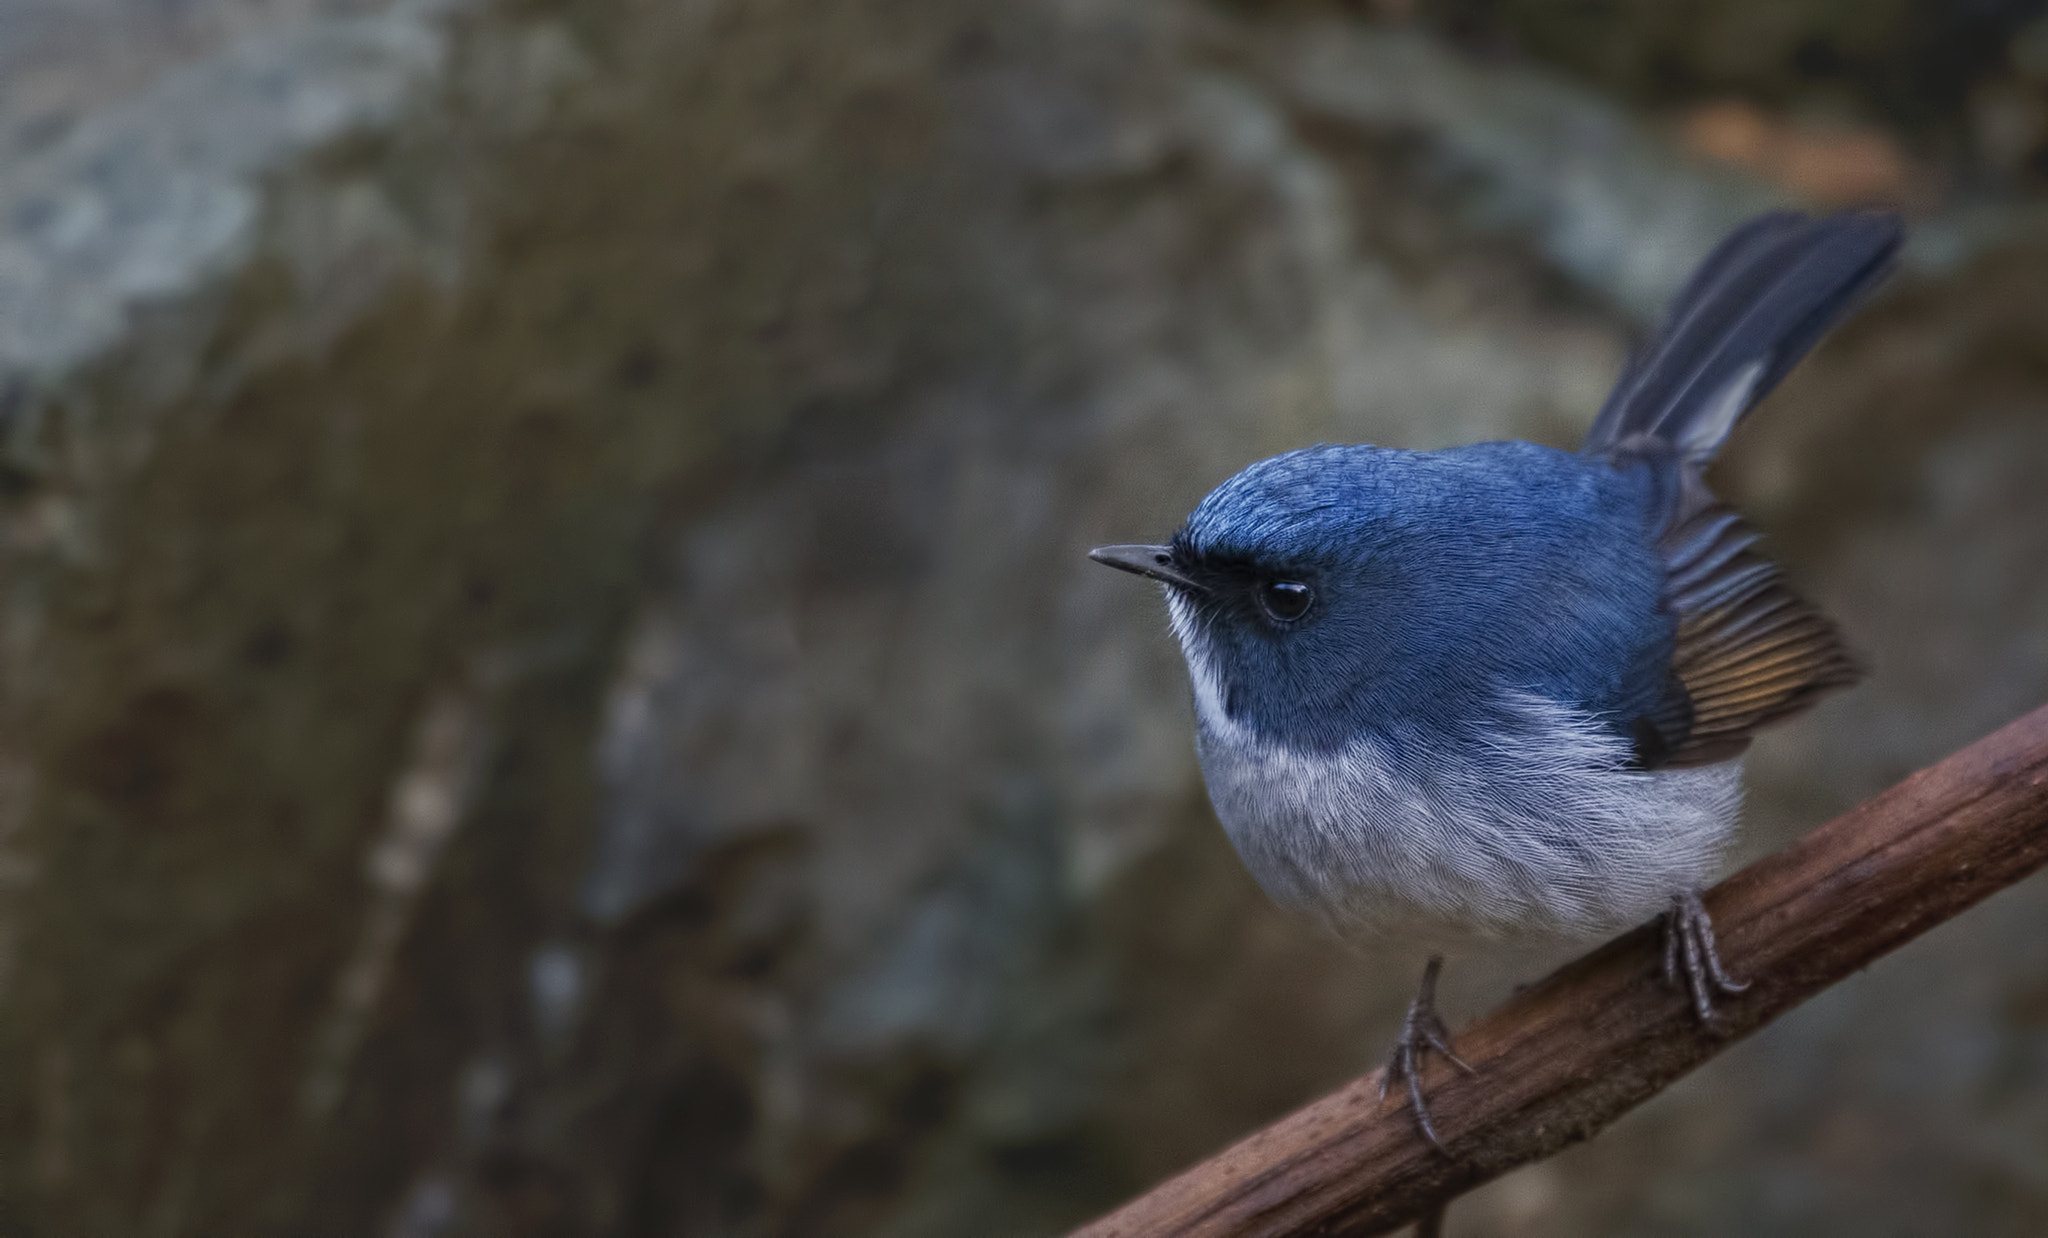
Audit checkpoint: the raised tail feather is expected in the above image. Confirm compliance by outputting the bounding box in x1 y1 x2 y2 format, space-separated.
1583 210 1903 465
1599 210 1900 768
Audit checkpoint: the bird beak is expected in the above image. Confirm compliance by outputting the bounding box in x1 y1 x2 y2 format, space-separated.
1088 544 1205 593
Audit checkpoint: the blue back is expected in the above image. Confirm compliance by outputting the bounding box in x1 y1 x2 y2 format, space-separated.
1176 441 1672 755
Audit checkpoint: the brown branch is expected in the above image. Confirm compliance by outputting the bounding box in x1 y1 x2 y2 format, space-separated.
1071 703 2048 1238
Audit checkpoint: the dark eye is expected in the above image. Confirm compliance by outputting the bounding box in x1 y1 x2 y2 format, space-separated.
1258 580 1313 622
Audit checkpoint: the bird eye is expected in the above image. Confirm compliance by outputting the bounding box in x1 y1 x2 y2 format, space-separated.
1259 580 1313 622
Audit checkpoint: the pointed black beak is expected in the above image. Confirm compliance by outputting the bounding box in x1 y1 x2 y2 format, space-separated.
1088 543 1204 593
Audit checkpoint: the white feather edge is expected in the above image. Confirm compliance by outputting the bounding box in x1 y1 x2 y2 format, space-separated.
1676 358 1767 466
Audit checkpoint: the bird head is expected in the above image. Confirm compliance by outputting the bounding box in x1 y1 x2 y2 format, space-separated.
1092 445 1421 752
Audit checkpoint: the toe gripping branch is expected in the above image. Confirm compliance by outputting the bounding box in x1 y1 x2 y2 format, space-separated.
1663 888 1750 1022
1068 707 2048 1238
1387 892 1746 1162
1381 955 1473 1152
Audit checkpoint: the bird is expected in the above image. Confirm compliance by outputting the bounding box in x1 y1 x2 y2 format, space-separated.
1089 209 1903 1153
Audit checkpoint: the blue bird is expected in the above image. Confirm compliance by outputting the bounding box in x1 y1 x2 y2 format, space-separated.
1090 209 1902 1149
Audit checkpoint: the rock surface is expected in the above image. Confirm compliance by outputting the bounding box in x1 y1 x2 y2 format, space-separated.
2 1 2047 1235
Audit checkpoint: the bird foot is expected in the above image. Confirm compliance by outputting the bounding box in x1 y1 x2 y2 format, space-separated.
1380 954 1473 1152
1661 888 1749 1022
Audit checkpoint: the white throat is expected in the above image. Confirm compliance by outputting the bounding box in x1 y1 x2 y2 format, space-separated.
1162 591 1742 944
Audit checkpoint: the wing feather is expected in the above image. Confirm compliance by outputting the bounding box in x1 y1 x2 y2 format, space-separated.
1646 494 1859 767
1588 210 1893 767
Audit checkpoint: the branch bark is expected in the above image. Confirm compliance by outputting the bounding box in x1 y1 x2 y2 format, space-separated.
1071 703 2048 1238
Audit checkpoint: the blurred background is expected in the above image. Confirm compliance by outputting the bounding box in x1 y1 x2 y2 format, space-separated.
2 0 2047 1234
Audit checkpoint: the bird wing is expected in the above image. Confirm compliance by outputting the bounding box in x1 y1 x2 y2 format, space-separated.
1585 208 1892 768
1633 469 1859 769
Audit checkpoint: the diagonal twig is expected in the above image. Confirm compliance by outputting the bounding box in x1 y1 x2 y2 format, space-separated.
1070 703 2048 1238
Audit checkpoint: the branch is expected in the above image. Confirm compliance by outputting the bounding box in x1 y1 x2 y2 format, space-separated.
1071 703 2048 1238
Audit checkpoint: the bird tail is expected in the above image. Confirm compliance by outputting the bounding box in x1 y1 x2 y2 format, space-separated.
1582 210 1903 465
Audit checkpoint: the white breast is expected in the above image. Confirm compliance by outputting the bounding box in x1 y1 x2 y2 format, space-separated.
1168 600 1743 945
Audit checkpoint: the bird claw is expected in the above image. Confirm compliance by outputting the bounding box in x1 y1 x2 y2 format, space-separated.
1381 955 1470 1152
1661 888 1749 1022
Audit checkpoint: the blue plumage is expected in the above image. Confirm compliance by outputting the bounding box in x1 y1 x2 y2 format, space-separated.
1090 209 1903 1148
1174 440 1673 756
